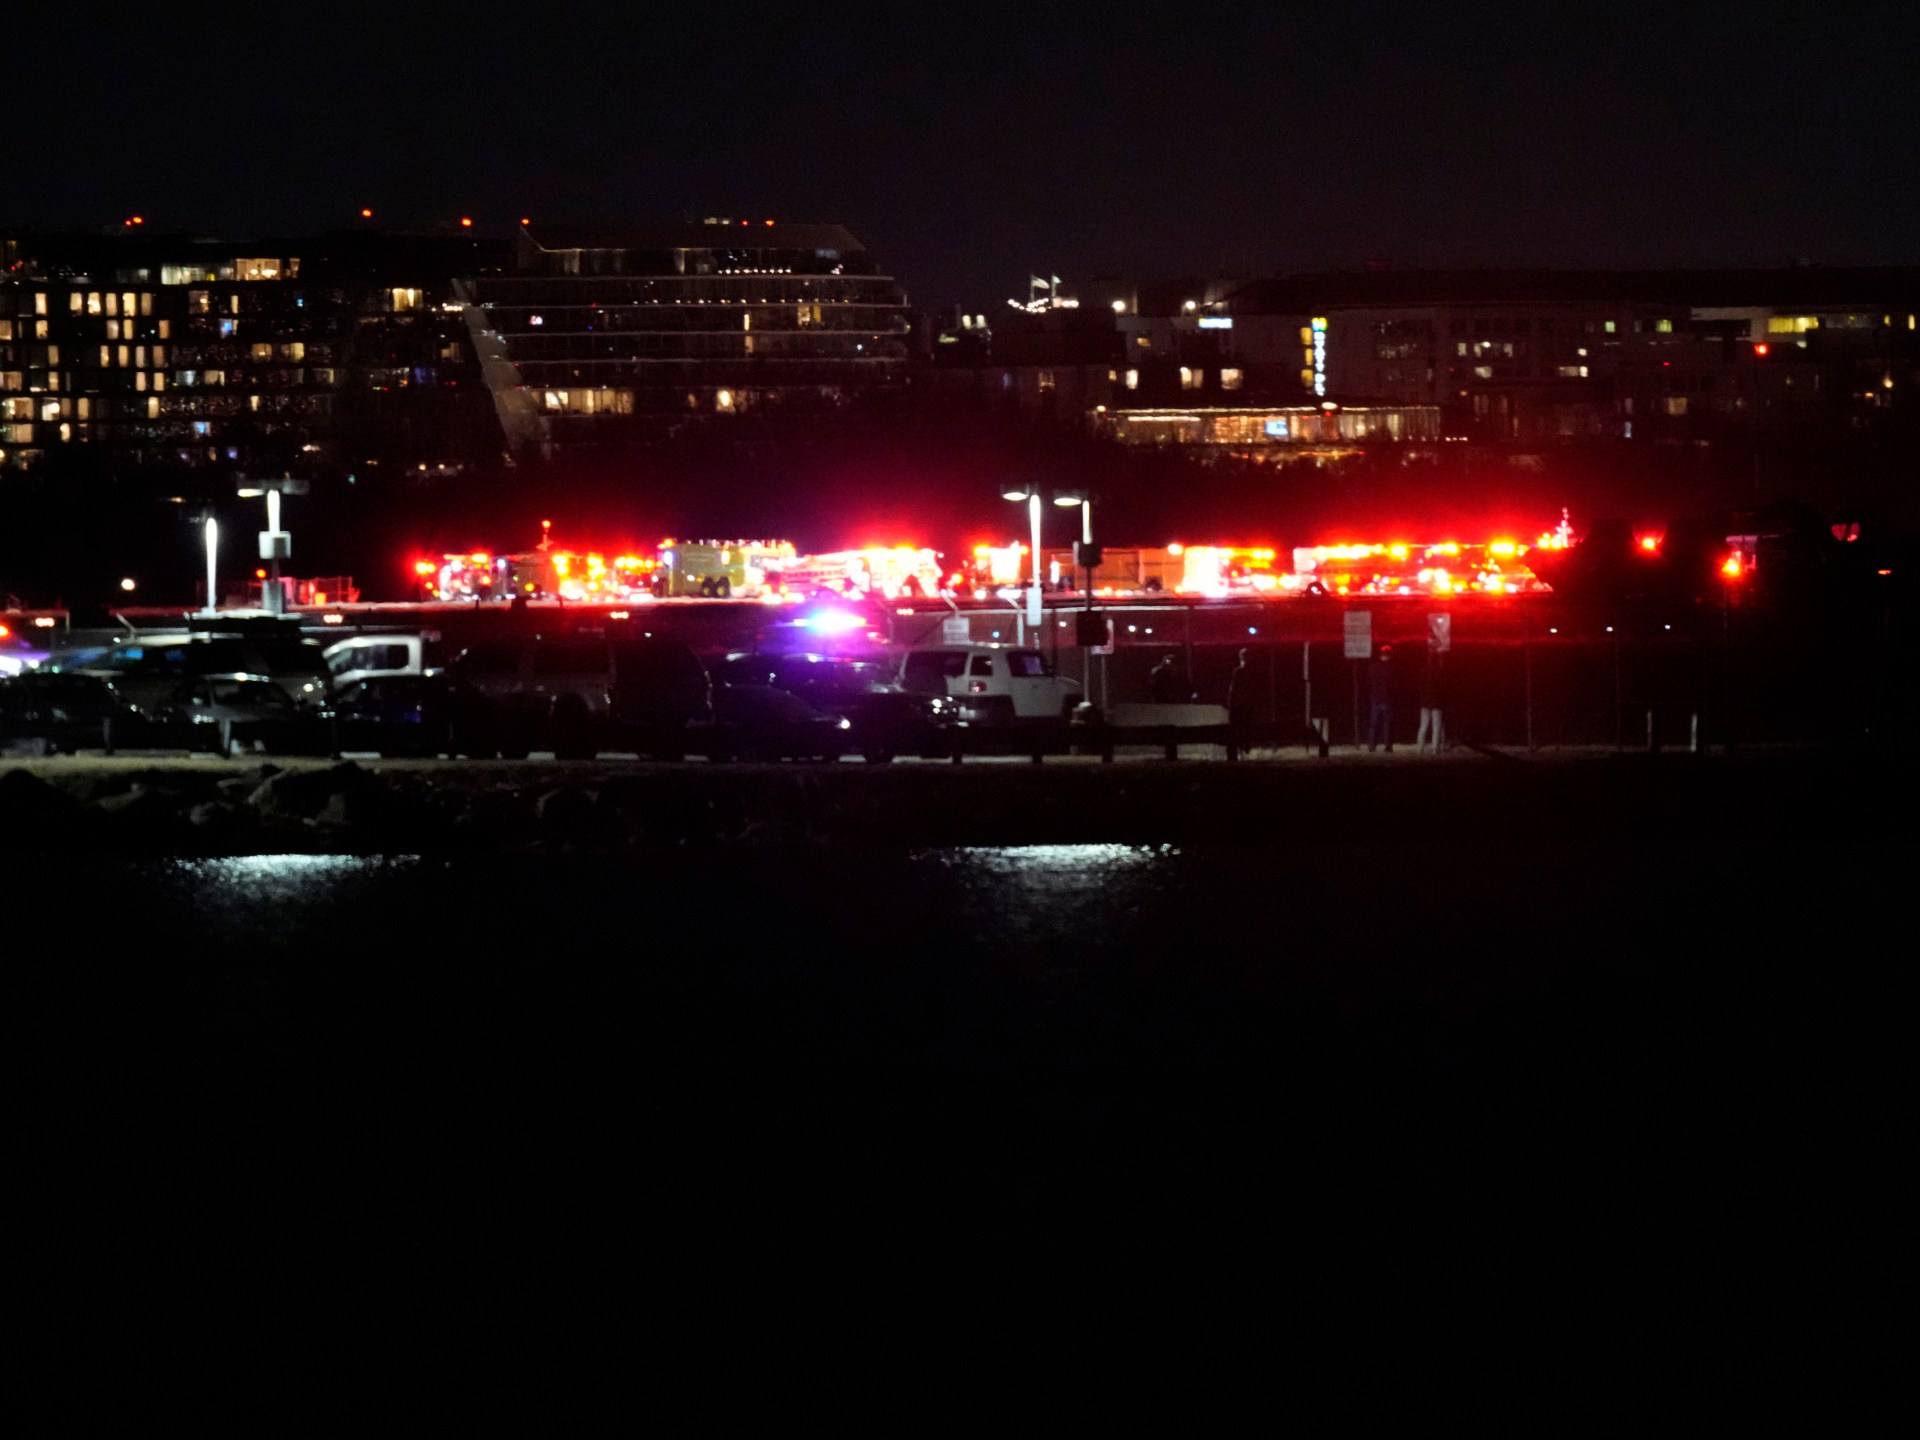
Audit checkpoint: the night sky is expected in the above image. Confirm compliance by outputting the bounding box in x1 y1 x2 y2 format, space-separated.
13 3 1915 307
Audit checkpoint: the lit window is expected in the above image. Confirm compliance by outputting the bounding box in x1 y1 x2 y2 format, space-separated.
1604 320 1616 334
118 346 131 368
0 321 9 341
389 287 422 312
251 343 274 360
1221 368 1243 391
1037 371 1056 393
35 320 47 339
147 396 161 418
106 319 120 341
153 373 166 391
152 346 166 367
234 259 281 281
1655 318 1673 333
34 294 47 316
1180 367 1203 390
1473 365 1494 379
136 371 148 392
99 345 111 367
1125 369 1139 391
140 293 153 316
135 346 147 368
157 319 170 340
190 290 211 315
1663 396 1688 416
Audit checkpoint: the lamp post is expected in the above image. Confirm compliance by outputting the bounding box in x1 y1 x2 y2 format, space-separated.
202 514 220 617
1000 485 1046 627
236 476 309 615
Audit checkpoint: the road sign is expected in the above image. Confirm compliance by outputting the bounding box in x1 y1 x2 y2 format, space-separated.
941 615 971 644
1428 612 1452 653
1343 610 1373 659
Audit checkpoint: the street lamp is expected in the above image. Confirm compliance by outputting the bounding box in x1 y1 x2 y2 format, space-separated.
202 515 219 617
236 476 310 615
1001 485 1045 626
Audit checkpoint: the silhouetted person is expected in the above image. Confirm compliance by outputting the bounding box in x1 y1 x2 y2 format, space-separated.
1417 645 1447 754
1149 653 1188 704
1226 647 1254 726
1367 644 1396 751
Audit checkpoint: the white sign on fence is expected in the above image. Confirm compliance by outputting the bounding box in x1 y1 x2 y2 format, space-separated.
941 615 971 644
1343 611 1373 659
1428 612 1452 653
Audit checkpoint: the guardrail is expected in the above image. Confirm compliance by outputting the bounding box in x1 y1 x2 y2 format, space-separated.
927 719 1331 764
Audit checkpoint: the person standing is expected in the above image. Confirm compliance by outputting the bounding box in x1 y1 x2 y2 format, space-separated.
1149 652 1187 703
1417 644 1448 754
1226 647 1254 725
1367 644 1396 752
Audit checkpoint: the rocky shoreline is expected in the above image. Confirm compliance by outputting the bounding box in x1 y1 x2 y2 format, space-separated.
0 747 1894 856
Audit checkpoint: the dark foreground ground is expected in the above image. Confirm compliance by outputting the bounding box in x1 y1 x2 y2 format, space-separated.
10 746 1914 1411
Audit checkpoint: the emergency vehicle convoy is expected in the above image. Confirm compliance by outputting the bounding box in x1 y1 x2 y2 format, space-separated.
410 523 1572 608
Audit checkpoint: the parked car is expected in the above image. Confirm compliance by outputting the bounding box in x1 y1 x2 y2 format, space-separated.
322 674 496 758
709 651 949 761
898 644 1083 724
157 673 320 755
702 683 854 762
0 671 145 753
447 633 710 759
64 629 330 714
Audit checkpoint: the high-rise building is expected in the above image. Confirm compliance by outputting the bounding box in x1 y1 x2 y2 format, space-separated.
460 220 914 454
0 228 497 480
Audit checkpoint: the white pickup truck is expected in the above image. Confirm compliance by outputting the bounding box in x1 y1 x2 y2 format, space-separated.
898 644 1083 723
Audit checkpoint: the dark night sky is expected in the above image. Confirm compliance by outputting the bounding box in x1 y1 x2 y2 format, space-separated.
11 2 1917 307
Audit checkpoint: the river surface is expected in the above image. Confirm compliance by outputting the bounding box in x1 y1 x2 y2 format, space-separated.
18 838 1904 1378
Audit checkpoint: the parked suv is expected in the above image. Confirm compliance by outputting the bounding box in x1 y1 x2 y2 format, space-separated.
899 645 1083 724
448 633 709 759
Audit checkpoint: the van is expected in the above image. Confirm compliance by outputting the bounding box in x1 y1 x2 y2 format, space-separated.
899 644 1082 724
324 633 440 690
448 633 710 758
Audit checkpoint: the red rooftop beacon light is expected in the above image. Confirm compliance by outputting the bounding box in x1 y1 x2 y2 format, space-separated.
1753 342 1770 358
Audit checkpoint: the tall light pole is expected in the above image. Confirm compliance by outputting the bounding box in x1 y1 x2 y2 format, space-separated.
237 476 309 615
202 514 220 617
1001 486 1045 627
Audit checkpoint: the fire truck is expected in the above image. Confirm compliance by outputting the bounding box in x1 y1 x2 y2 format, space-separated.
651 540 796 598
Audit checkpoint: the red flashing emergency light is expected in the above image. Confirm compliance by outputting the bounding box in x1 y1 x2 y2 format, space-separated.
1721 552 1745 580
1753 342 1770 358
1637 534 1662 554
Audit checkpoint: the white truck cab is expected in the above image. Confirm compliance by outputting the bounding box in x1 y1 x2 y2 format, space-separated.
899 644 1082 722
324 633 440 690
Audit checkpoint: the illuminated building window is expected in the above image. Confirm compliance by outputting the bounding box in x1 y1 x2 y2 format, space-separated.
157 319 170 340
136 371 148 392
1655 318 1673 333
152 346 166 367
1604 320 1617 334
106 319 120 341
0 321 9 342
1038 371 1056 393
34 294 47 316
140 293 153 316
251 343 274 360
1125 369 1139 391
1221 368 1243 391
34 320 48 339
135 346 147 368
280 342 305 361
234 259 281 281
390 288 422 312
118 346 131 368
75 398 89 418
147 396 161 419
1473 365 1494 379
153 372 166 391
190 290 211 315
99 345 111 367
1180 367 1203 390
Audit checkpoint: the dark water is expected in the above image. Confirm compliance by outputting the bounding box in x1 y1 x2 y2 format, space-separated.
17 839 1906 1381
